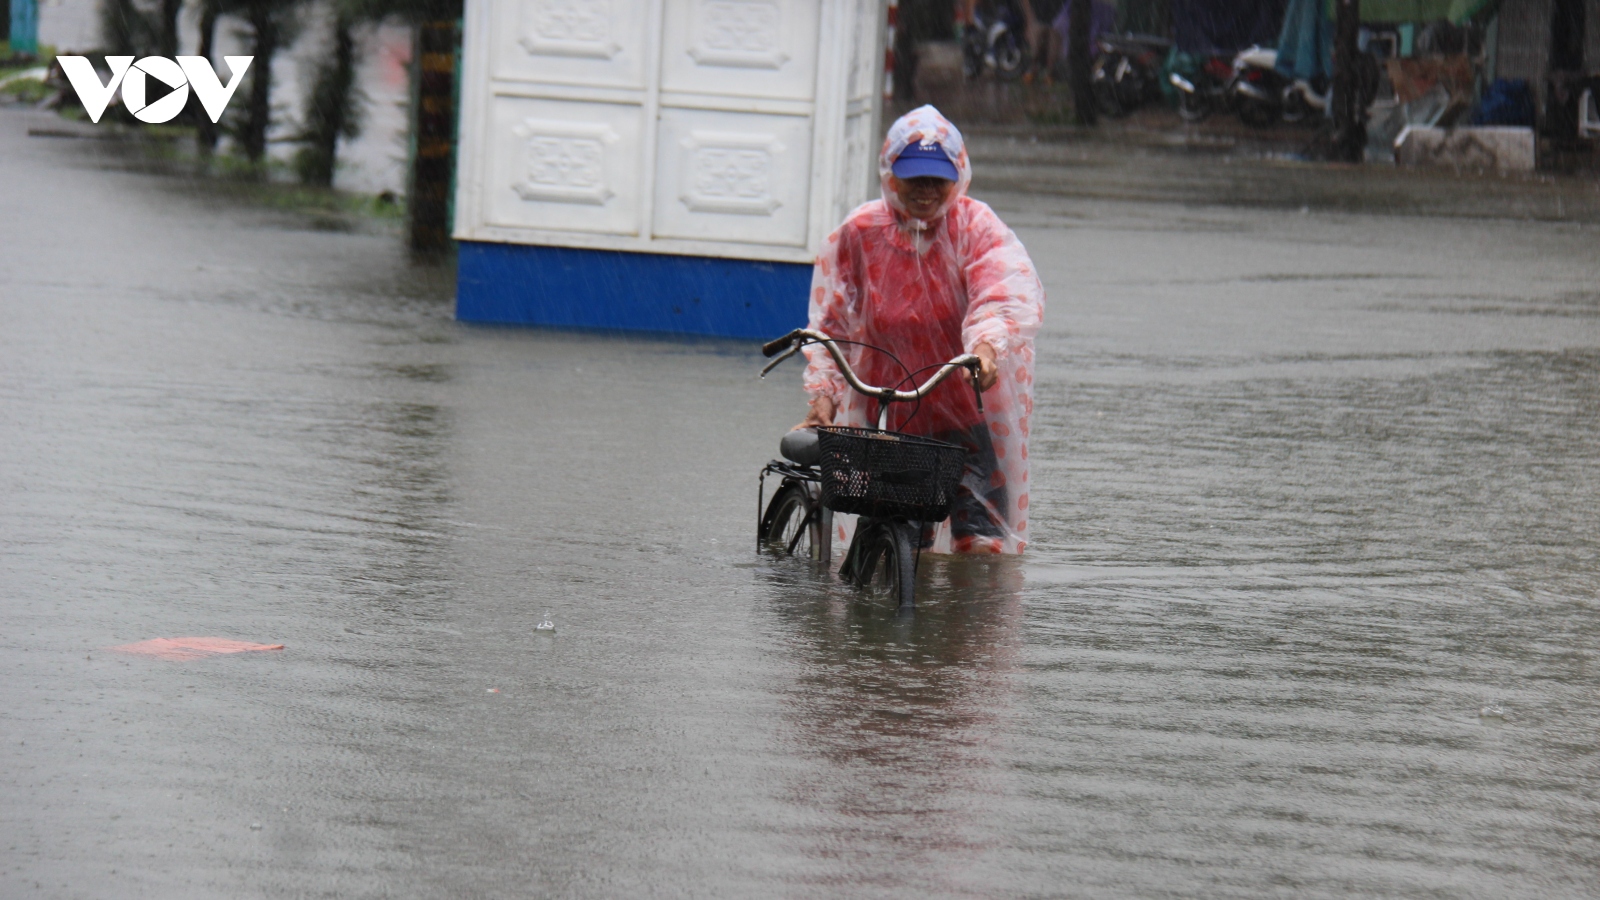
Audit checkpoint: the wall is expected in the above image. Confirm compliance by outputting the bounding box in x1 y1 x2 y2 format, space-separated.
1495 0 1552 86
1589 0 1600 70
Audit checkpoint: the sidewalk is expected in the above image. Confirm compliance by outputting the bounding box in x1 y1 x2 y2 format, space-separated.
963 108 1600 224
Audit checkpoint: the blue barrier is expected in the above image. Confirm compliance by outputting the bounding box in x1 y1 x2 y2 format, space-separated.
456 241 812 340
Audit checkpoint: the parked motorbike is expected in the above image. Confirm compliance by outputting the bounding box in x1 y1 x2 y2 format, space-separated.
1228 45 1329 126
1283 75 1331 123
1167 54 1234 122
1229 46 1289 126
962 3 1031 81
1090 33 1173 118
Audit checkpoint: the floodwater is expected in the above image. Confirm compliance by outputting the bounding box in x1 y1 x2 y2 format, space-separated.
3 106 1599 898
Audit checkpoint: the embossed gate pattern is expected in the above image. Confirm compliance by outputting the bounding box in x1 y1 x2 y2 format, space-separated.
702 1 780 54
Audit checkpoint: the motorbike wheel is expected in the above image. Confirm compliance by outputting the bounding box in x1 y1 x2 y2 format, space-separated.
1176 89 1212 123
1282 90 1312 125
961 34 984 80
992 36 1030 81
1115 70 1148 115
1236 94 1279 128
1093 75 1125 118
1139 63 1166 106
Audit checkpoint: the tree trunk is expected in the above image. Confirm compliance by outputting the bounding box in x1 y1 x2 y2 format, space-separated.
299 12 358 186
243 1 279 164
195 0 218 155
327 14 357 175
158 0 182 57
1331 0 1364 162
408 18 459 254
1068 0 1096 125
99 0 139 56
892 8 917 104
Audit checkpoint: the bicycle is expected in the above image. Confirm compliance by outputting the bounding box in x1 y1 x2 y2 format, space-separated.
755 328 985 611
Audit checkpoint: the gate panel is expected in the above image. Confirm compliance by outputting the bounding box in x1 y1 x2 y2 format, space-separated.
484 96 645 235
658 0 822 100
652 108 813 246
492 0 651 88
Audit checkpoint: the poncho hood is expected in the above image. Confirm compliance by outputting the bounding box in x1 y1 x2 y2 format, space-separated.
879 105 971 227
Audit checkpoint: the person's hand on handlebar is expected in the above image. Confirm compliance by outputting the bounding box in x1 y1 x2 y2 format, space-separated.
795 395 835 430
967 343 998 392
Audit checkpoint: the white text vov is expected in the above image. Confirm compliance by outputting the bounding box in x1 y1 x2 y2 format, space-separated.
58 56 253 124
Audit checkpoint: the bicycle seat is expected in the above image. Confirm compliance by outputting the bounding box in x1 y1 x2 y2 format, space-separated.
780 428 820 466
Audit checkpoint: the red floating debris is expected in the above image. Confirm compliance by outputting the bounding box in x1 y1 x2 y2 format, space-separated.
108 637 285 661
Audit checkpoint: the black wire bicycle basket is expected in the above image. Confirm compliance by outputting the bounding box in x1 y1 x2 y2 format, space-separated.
816 426 968 521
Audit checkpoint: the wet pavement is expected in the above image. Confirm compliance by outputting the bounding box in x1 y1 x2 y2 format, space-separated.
3 105 1600 898
970 122 1600 222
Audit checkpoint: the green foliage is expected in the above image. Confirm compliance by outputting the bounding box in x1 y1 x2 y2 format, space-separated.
228 0 305 163
0 75 52 103
1 48 55 81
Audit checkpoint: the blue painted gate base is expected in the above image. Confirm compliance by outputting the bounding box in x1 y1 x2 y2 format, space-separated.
456 241 813 340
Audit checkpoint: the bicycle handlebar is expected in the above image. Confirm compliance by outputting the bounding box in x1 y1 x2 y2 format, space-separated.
761 329 803 358
759 328 983 408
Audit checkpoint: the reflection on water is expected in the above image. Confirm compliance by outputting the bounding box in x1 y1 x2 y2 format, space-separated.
759 556 1026 892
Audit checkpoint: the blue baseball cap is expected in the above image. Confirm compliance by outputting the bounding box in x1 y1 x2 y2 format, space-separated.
891 141 959 181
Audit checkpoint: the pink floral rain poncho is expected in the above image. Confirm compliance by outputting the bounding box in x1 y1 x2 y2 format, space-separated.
802 105 1045 554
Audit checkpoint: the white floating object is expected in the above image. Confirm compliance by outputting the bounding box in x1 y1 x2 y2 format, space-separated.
1478 702 1506 720
1396 126 1535 173
535 613 555 633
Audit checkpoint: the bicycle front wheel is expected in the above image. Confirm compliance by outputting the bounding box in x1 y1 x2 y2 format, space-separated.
759 483 822 560
846 520 917 609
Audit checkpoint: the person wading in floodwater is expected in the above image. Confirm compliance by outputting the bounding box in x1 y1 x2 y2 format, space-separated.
795 105 1045 554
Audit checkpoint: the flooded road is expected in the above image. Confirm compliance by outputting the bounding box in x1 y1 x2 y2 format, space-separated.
3 106 1599 898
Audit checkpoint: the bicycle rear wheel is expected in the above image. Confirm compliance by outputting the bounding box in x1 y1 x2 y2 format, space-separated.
759 483 822 560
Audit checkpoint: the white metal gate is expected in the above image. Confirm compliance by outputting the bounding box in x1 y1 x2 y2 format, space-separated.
454 0 886 265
